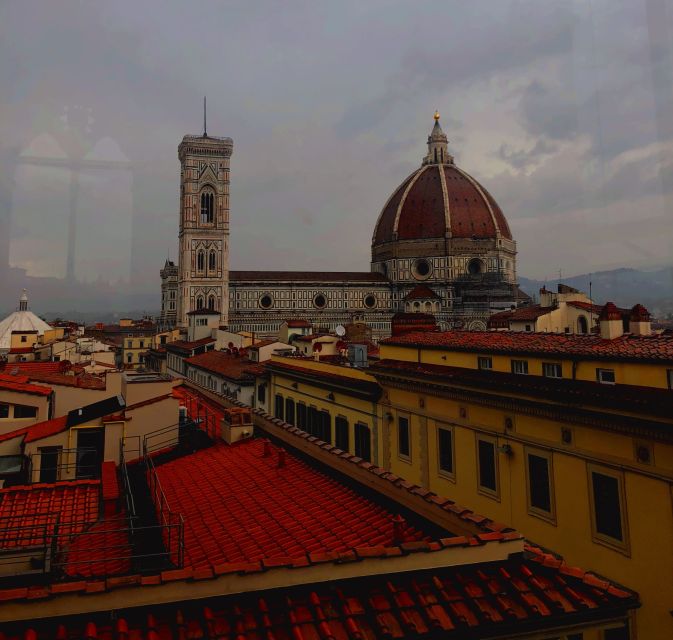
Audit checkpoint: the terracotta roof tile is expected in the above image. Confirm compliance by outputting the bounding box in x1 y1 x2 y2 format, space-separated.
151 438 429 569
185 351 255 382
0 555 637 638
382 329 673 362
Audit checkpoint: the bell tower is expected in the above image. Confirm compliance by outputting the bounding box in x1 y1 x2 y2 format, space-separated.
177 107 233 327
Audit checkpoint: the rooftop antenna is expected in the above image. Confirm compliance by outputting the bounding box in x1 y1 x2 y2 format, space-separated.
203 96 207 137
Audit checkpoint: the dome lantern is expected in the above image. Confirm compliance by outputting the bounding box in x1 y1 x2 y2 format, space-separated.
422 112 453 166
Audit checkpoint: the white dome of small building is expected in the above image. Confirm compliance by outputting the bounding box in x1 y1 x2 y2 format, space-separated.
0 290 52 353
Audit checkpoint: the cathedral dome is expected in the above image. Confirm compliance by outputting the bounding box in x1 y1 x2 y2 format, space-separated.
0 290 52 352
372 115 511 248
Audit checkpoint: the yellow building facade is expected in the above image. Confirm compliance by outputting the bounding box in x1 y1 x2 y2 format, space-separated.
260 328 673 639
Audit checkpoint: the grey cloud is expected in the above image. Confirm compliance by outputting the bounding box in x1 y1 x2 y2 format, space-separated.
496 138 559 171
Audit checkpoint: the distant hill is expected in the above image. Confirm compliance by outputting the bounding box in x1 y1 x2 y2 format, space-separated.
519 267 673 317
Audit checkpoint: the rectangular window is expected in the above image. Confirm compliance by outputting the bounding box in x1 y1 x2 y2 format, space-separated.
21 335 27 343
0 403 9 419
257 384 266 404
127 353 133 363
274 394 284 420
297 403 307 429
589 466 627 549
437 427 454 476
39 446 62 483
477 437 498 495
398 416 410 459
511 359 528 375
139 341 144 349
596 368 616 384
335 416 349 452
318 410 331 443
127 340 133 348
603 626 629 640
526 450 554 519
542 362 562 378
477 356 492 370
307 406 318 436
285 398 295 426
354 423 371 462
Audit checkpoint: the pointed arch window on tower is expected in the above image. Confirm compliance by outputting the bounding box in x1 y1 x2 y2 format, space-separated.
196 296 204 310
197 250 205 272
208 250 216 271
200 191 214 224
208 295 216 311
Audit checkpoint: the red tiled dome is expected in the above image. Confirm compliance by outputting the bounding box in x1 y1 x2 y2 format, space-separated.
373 163 512 245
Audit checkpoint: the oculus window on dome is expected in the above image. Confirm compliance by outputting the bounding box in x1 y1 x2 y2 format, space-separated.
364 294 377 309
313 294 327 309
467 258 485 275
412 259 432 280
259 294 273 309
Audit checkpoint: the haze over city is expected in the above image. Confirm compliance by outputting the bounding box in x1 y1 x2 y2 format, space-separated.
0 0 671 316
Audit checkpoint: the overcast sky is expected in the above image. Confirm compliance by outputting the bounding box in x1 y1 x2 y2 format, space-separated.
0 0 671 294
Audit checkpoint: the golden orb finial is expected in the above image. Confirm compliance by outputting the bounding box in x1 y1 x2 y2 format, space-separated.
433 110 440 121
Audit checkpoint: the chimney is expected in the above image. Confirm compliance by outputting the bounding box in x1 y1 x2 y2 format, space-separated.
599 302 623 340
629 304 651 336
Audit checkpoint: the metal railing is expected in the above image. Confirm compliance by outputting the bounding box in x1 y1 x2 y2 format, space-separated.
144 453 184 568
27 447 100 484
177 392 221 440
0 512 56 576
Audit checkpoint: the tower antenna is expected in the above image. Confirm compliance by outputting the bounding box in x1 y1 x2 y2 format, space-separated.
203 96 207 137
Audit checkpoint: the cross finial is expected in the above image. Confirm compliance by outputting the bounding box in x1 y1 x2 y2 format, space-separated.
203 96 207 137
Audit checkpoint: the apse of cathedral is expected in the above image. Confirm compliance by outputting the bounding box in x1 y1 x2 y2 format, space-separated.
160 112 525 338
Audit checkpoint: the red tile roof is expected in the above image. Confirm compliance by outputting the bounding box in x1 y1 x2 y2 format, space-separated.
404 284 441 300
374 164 512 244
0 360 70 376
166 337 216 351
0 480 100 550
0 548 637 639
25 371 106 390
566 300 606 315
247 339 278 349
185 351 256 382
23 415 69 443
285 319 312 328
7 347 35 354
382 330 673 362
0 374 52 397
152 438 428 569
230 271 389 283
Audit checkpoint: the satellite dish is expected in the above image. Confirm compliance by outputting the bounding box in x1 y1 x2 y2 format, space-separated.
335 325 346 337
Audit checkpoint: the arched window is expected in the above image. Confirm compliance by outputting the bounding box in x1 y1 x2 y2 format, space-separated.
200 191 214 224
207 295 216 311
578 315 588 334
208 250 216 271
196 296 204 310
197 250 205 271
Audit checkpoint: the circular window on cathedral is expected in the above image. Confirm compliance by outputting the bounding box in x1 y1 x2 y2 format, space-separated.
259 294 274 309
313 294 327 309
412 258 432 280
467 258 485 275
363 294 377 309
